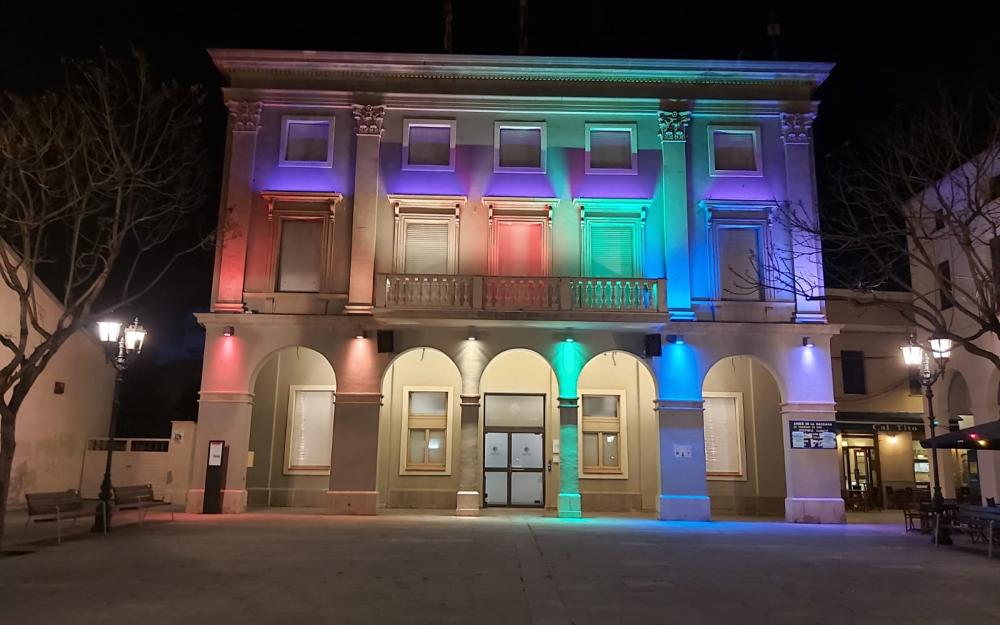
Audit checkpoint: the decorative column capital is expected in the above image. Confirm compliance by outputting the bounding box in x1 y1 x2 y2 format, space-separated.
352 104 386 137
225 101 262 132
658 110 691 142
780 112 816 145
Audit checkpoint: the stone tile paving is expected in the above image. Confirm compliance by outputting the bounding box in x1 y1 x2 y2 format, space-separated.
0 511 996 625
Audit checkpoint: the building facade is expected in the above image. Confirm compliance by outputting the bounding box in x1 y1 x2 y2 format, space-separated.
190 50 844 522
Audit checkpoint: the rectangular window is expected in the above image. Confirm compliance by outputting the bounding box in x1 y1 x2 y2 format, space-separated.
988 175 1000 202
709 127 762 177
841 350 867 395
908 368 924 396
493 219 547 276
938 260 953 310
717 227 762 300
580 393 625 476
279 116 334 167
587 222 639 278
991 237 1000 289
495 122 546 173
933 210 945 232
403 119 456 170
703 393 746 478
285 386 335 474
401 220 451 274
402 389 451 473
277 219 323 292
586 123 637 173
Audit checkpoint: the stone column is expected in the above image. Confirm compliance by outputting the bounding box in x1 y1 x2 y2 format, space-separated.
781 113 826 324
326 392 381 515
780 402 846 523
658 111 695 321
557 397 582 518
186 392 254 513
345 104 386 314
456 395 482 516
213 101 262 313
656 399 711 520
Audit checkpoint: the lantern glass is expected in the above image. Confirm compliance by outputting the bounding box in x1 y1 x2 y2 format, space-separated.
124 323 146 352
98 320 122 343
929 337 953 361
900 343 923 367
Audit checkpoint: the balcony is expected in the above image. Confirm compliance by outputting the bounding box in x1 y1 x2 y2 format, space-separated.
375 274 667 323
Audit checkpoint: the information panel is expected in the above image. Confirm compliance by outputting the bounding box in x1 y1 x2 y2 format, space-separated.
789 421 837 449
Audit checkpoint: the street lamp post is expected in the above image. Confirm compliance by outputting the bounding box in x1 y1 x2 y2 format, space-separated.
92 317 146 534
900 333 953 545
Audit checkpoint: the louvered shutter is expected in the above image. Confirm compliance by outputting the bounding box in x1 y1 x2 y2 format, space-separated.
495 220 545 276
589 223 635 278
403 221 450 274
703 396 743 476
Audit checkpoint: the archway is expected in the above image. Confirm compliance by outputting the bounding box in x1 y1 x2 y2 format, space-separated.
377 347 463 509
247 346 336 508
702 355 785 516
479 349 558 509
946 371 978 500
577 351 658 511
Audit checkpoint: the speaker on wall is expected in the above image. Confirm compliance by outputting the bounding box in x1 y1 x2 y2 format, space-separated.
643 333 662 357
377 330 395 353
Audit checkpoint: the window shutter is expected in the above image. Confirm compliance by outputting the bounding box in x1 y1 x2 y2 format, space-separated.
289 390 335 470
703 396 742 476
278 219 323 292
841 351 867 395
718 227 761 300
494 220 545 276
589 223 635 278
403 221 450 274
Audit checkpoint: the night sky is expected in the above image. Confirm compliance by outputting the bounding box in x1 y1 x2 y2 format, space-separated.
2 1 998 432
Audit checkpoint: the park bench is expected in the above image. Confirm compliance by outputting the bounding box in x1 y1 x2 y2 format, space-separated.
935 505 1000 557
112 484 174 525
24 490 94 544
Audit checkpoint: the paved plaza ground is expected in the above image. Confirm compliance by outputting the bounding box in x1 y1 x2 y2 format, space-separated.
0 509 996 625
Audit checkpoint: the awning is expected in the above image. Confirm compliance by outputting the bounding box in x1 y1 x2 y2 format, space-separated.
921 421 1000 450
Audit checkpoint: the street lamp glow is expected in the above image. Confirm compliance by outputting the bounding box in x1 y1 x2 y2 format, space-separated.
929 336 953 361
98 320 122 343
123 319 146 352
900 342 923 367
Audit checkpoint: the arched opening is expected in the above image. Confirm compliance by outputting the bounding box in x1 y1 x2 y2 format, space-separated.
479 349 558 509
702 355 785 516
946 372 979 500
577 351 658 512
377 347 463 509
247 346 336 508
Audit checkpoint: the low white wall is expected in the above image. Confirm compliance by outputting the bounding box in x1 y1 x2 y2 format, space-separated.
79 421 197 504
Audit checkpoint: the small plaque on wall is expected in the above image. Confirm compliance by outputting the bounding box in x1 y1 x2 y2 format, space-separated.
673 444 692 458
789 421 837 449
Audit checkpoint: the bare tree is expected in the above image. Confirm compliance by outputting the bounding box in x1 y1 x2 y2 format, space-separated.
733 91 1000 371
0 50 210 545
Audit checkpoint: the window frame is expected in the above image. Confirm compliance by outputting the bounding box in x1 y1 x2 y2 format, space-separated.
399 386 454 476
585 122 638 175
261 191 343 294
278 115 335 168
708 125 763 177
484 197 556 276
703 391 748 481
494 121 547 174
578 390 628 479
283 384 336 476
402 118 457 172
389 195 465 275
576 198 648 279
938 260 954 310
702 200 777 302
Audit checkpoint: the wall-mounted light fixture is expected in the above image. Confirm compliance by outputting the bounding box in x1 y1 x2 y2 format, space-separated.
802 337 814 347
222 326 235 337
355 328 366 339
666 334 685 345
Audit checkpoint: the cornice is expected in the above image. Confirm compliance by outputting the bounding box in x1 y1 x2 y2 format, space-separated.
210 49 833 89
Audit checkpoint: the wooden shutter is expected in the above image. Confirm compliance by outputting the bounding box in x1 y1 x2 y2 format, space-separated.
403 221 450 274
589 223 636 278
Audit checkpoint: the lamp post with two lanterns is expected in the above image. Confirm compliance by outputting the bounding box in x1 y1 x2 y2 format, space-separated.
92 317 146 534
900 332 953 544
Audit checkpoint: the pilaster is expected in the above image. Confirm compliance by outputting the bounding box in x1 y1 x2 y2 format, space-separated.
655 398 711 520
456 394 482 516
346 104 386 314
557 396 582 518
326 391 382 515
658 110 695 321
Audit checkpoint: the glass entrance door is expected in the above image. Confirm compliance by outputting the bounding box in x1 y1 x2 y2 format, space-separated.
483 393 546 508
484 431 544 507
